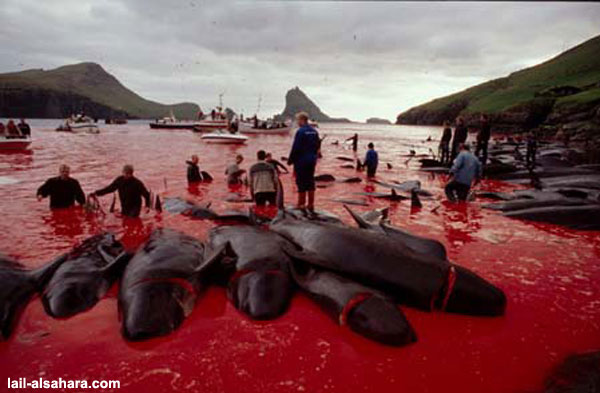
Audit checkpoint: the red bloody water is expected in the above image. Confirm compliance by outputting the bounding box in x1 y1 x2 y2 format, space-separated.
0 121 599 393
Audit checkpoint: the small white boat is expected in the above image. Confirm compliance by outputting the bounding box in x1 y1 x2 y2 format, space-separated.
201 130 248 144
0 136 32 150
57 115 100 134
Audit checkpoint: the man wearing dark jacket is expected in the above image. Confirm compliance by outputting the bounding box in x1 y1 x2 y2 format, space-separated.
91 165 150 217
364 143 379 178
451 117 468 162
187 155 202 183
37 164 86 209
288 112 320 211
18 119 31 137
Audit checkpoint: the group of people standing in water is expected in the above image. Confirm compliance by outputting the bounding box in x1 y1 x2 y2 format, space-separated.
37 164 151 217
36 111 503 216
438 115 490 202
438 114 491 167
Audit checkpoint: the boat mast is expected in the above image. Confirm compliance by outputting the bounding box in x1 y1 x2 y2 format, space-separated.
255 94 262 117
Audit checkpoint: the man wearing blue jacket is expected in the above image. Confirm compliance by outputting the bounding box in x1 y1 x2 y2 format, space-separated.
445 143 482 202
287 112 320 211
364 142 379 178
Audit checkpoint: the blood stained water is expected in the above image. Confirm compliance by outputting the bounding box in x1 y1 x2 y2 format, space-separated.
0 120 599 392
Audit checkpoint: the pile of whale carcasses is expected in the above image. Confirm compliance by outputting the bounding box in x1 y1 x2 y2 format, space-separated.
0 202 506 347
420 140 600 230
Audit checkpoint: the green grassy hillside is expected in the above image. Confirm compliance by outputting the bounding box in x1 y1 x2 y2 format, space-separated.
397 35 600 127
0 63 199 119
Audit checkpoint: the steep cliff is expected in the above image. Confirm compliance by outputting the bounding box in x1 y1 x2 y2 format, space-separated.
276 87 351 123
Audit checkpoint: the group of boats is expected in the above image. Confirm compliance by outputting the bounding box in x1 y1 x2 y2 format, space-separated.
148 106 293 144
1 97 303 150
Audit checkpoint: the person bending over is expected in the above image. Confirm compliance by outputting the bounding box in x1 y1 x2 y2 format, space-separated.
91 165 150 217
445 143 481 202
225 154 246 185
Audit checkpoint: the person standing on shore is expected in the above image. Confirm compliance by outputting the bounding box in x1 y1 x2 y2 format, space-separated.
475 114 491 165
364 142 379 178
526 131 538 168
445 143 482 202
439 120 452 165
345 133 358 152
288 112 320 211
451 117 468 162
249 150 278 206
90 165 151 218
37 164 86 209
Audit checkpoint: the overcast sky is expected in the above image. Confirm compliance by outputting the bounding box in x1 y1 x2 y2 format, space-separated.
1 1 599 121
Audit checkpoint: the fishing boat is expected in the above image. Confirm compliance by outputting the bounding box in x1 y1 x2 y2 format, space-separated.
239 120 292 135
56 115 100 134
200 130 248 144
149 112 199 130
105 118 128 125
192 107 229 133
0 136 32 150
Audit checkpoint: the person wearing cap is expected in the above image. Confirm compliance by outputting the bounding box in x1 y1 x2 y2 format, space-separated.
37 164 86 209
90 164 150 217
445 143 482 202
287 111 320 211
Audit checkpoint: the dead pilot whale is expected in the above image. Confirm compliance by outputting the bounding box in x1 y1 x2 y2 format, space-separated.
118 228 232 341
41 232 132 318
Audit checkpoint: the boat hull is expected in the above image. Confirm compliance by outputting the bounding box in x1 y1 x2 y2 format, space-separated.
0 138 32 150
200 134 248 144
149 123 198 130
239 123 292 135
193 121 229 133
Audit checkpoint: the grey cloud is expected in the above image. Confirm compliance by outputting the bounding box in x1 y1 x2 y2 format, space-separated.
0 1 599 120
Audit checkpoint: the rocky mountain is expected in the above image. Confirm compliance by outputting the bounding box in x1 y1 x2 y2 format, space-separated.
0 62 200 119
396 35 600 141
275 87 351 123
366 117 392 125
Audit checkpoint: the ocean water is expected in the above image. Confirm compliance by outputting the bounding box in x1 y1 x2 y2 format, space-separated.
0 120 599 393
